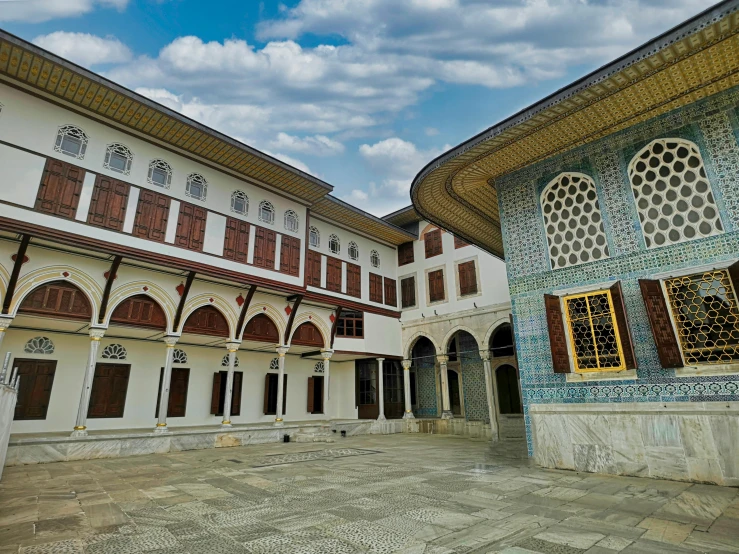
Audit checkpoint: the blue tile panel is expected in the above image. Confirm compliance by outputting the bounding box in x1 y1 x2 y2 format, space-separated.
413 339 438 417
459 333 490 423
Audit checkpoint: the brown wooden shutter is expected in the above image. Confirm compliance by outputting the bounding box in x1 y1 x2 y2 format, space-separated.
398 242 414 266
176 203 206 252
384 277 397 307
428 270 445 303
223 218 249 263
35 159 85 219
169 368 189 417
263 373 271 414
280 236 301 276
609 281 637 370
87 176 130 231
346 263 361 298
544 294 571 373
133 190 170 242
211 372 222 415
88 363 130 418
327 257 342 292
232 372 243 416
14 360 57 420
424 229 442 258
282 374 288 414
306 250 322 287
454 236 470 249
369 273 383 303
307 377 315 413
401 276 416 308
459 260 478 296
639 279 683 368
253 227 277 269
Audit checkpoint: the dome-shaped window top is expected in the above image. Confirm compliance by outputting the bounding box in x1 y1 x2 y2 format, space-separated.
370 249 380 268
259 201 275 224
284 210 299 233
309 226 320 248
329 234 340 255
231 190 248 215
55 125 88 159
348 241 359 261
186 173 208 201
148 159 172 188
104 143 134 175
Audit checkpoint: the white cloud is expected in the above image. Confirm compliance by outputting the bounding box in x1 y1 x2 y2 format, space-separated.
0 0 127 23
270 132 345 156
425 127 439 137
33 32 132 67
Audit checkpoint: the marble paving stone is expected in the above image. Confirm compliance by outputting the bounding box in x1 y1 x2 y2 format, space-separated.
637 517 694 545
595 535 633 551
653 486 738 527
534 528 606 549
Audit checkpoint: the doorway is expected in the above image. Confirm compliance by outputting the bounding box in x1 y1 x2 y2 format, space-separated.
448 369 462 416
356 359 378 419
383 361 404 419
496 365 522 414
308 375 324 414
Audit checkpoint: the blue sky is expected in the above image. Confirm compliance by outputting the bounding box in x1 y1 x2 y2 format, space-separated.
0 0 718 215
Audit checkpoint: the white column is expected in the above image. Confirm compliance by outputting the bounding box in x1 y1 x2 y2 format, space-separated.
274 345 289 426
402 359 414 419
71 328 106 437
480 350 499 442
0 317 12 353
438 355 453 420
221 341 241 428
376 358 386 421
154 336 179 433
321 349 333 419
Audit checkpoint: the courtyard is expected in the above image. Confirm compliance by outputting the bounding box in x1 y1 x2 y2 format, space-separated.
0 435 736 553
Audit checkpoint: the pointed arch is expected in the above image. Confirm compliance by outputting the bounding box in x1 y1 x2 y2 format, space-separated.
483 316 516 348
240 303 286 343
104 281 176 333
441 325 482 353
177 293 238 339
404 330 441 359
287 311 330 348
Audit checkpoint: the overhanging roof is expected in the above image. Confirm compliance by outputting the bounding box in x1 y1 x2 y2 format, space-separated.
382 205 421 228
410 0 739 258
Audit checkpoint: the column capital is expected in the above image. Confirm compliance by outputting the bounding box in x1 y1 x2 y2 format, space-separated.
276 345 289 357
0 316 13 332
89 328 106 341
479 350 492 362
163 336 179 348
376 357 385 362
436 354 449 364
401 359 412 370
320 349 334 361
226 341 241 353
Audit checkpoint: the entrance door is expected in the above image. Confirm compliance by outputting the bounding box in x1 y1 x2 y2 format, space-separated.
448 369 462 416
496 365 522 414
14 359 57 420
307 375 324 414
383 361 404 419
356 359 378 419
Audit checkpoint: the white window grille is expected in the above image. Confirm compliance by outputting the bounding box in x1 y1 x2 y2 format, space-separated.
370 249 380 268
104 143 133 175
101 344 127 360
284 210 299 233
329 234 340 255
314 361 325 373
54 125 88 159
186 173 208 201
173 348 188 364
221 354 240 367
348 241 359 260
541 172 610 270
309 226 320 248
269 358 279 370
148 159 172 188
629 138 723 248
259 201 275 224
24 337 55 354
231 191 248 215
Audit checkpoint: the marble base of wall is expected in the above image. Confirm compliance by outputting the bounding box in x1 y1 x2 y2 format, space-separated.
530 402 739 486
0 385 18 480
365 417 493 440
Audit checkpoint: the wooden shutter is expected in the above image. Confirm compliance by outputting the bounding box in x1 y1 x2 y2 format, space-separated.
282 374 288 414
401 276 416 308
384 277 397 307
639 279 683 368
424 229 442 258
14 360 57 420
211 372 222 415
263 373 271 414
158 367 189 417
307 377 315 413
223 217 250 263
35 159 85 219
398 242 414 266
87 175 129 231
280 236 301 276
306 250 322 287
88 363 130 418
327 257 342 292
369 273 383 303
133 190 170 242
544 294 571 373
346 263 361 298
454 236 470 249
458 260 478 295
176 202 207 252
609 281 637 370
19 281 92 320
232 372 243 416
253 227 277 269
428 270 445 303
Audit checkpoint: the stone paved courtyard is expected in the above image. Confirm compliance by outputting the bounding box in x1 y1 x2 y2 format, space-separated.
0 434 737 553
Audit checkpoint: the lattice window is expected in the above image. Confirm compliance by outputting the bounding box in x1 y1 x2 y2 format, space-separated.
329 234 340 255
562 290 626 372
231 190 248 215
259 201 275 224
629 139 723 248
104 143 133 175
284 210 299 232
0 101 4 116
172 348 188 364
370 249 380 268
665 269 739 365
101 344 127 360
148 159 172 188
314 361 325 373
348 241 359 260
269 357 279 370
541 173 609 270
309 226 320 248
186 173 208 201
24 336 55 354
221 354 240 367
54 125 88 159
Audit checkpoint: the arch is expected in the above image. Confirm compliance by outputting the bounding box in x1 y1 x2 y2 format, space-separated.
287 311 330 348
404 330 441 359
240 303 286 343
103 281 176 333
490 323 515 358
441 325 482 354
483 316 515 348
496 364 522 414
0 262 11 308
181 305 231 338
18 280 92 321
109 294 168 331
10 266 103 323
177 294 238 339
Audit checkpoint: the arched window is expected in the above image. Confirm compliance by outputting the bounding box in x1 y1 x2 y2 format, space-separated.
370 250 380 268
148 159 172 188
101 344 127 360
186 173 208 201
231 190 248 215
541 172 609 269
259 201 275 224
269 358 279 370
309 226 320 248
284 210 299 232
24 336 54 354
221 354 240 367
104 143 133 175
348 241 359 260
629 138 723 248
173 349 188 364
329 234 340 255
54 125 88 159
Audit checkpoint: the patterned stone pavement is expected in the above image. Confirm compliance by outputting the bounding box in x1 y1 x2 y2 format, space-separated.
0 434 737 553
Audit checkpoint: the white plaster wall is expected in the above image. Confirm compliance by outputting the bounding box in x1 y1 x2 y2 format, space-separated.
0 144 46 208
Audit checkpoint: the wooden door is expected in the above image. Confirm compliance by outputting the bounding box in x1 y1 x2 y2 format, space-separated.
307 376 324 414
383 361 404 419
14 359 57 420
87 175 130 231
156 367 190 418
88 363 130 418
356 360 379 419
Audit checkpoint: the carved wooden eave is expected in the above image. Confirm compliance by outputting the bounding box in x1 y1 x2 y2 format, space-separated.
410 0 739 258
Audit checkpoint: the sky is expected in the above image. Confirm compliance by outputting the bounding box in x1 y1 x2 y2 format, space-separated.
0 0 721 216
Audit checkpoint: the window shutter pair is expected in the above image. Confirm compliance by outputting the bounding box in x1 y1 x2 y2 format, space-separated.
35 159 85 219
369 273 384 303
384 277 397 307
326 257 342 292
263 373 287 415
306 250 322 287
134 190 170 242
156 367 190 418
175 202 207 252
253 227 277 269
346 263 361 298
428 270 445 302
424 229 442 258
223 217 250 263
398 242 414 266
88 363 130 418
458 261 477 296
544 281 637 373
401 276 416 308
280 236 301 276
87 175 130 231
210 371 243 416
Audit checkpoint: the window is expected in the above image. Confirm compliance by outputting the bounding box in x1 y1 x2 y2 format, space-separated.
348 241 359 260
337 311 364 338
231 190 248 215
458 260 478 296
329 234 340 255
346 262 361 298
221 354 240 367
428 269 445 303
101 344 127 360
269 358 279 370
398 242 414 266
309 226 320 248
326 257 342 292
259 201 275 224
88 364 130 419
314 361 325 373
36 159 85 219
13 360 57 420
370 250 380 268
148 159 172 188
24 336 55 354
284 210 299 232
424 229 442 258
54 125 88 159
384 277 397 307
369 273 383 303
186 173 208 201
454 236 470 249
172 348 188 364
629 138 723 248
103 143 133 175
401 276 416 308
541 173 609 270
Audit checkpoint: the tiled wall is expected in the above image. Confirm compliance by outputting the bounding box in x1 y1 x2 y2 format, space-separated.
459 333 489 423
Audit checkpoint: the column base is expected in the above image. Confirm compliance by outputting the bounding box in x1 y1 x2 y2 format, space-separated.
274 418 284 427
377 414 386 421
402 411 415 419
220 422 233 429
70 428 88 437
441 411 454 420
153 424 170 434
